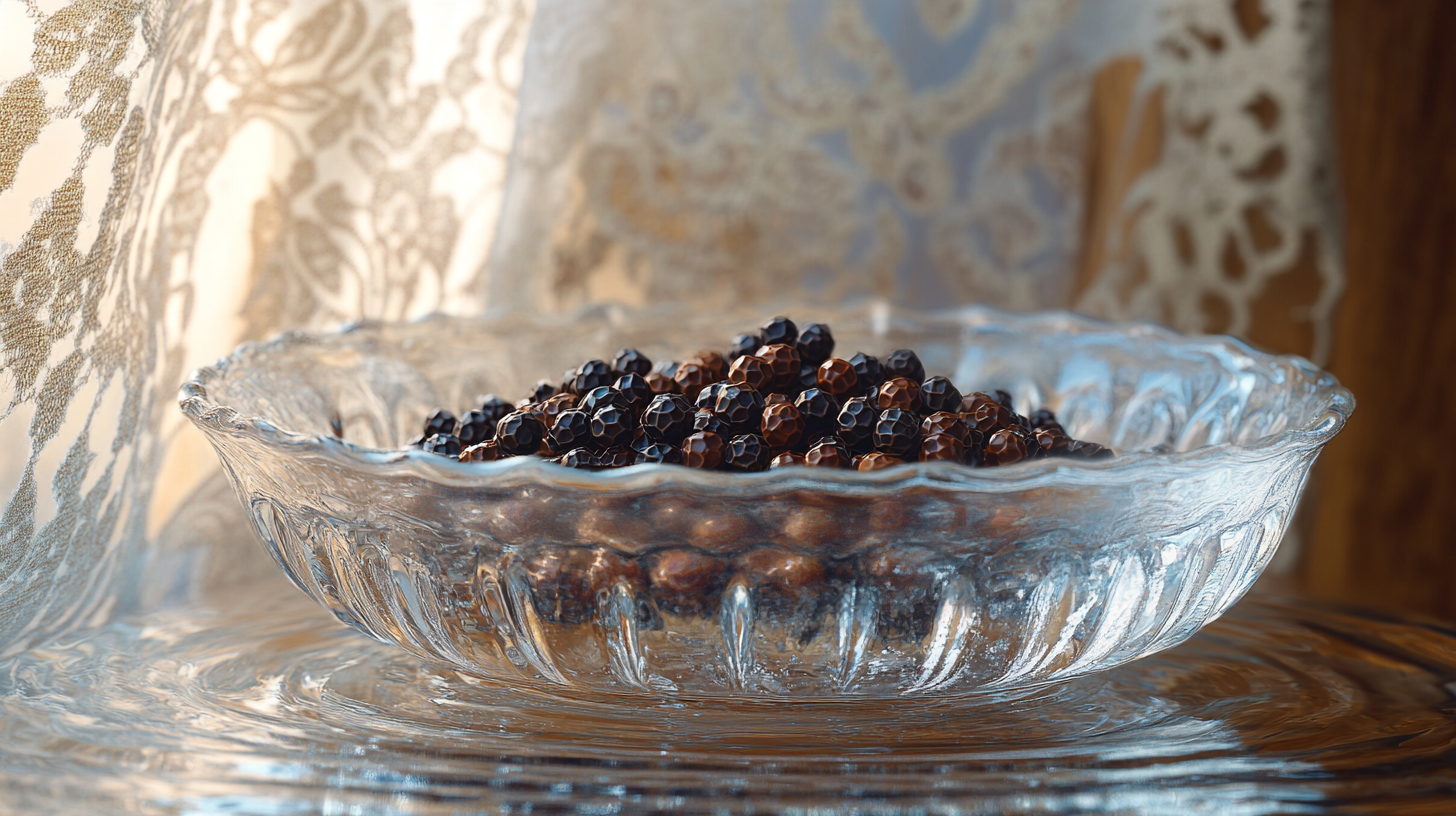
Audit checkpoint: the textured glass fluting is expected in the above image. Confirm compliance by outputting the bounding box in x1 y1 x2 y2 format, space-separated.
2 582 1454 814
178 305 1351 697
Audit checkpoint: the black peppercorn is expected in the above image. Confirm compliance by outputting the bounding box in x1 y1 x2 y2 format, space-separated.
713 383 766 431
528 380 558 403
548 409 593 453
537 392 577 428
422 433 462 457
1028 408 1059 430
837 396 877 453
477 393 512 422
641 393 695 445
693 409 731 437
992 389 1015 412
796 362 820 392
681 431 726 469
635 442 683 465
695 381 727 412
614 373 653 415
424 409 457 438
724 434 771 471
793 388 841 437
760 316 799 347
580 385 622 416
849 352 885 391
572 360 616 395
495 411 547 456
597 447 635 468
884 349 925 383
559 448 599 469
921 376 962 414
1069 440 1114 460
456 410 496 447
613 348 653 377
727 333 761 361
873 408 921 457
590 404 635 449
796 323 834 366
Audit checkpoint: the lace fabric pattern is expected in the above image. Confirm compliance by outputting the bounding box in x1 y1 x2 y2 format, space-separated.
0 0 531 652
0 0 1339 650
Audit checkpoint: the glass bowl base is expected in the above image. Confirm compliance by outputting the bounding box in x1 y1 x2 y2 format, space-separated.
2 571 1453 815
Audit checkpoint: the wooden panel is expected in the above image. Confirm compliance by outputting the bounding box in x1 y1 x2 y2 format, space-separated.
1300 0 1456 617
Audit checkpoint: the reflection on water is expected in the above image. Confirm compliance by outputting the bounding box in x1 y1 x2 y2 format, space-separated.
3 561 1456 814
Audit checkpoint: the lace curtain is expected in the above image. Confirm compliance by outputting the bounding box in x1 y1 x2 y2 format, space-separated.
0 0 1340 654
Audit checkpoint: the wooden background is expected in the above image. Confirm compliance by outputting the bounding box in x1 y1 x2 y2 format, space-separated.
1297 0 1456 618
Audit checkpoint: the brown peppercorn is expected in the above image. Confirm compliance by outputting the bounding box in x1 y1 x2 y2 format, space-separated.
765 392 792 406
919 433 967 463
681 431 726 469
921 411 969 443
459 441 500 462
728 354 774 392
538 392 577 428
515 547 643 624
815 357 860 397
673 362 721 401
643 549 727 614
691 513 752 553
755 343 802 390
769 452 806 468
723 433 771 472
875 377 921 412
733 548 826 599
780 505 839 550
1033 428 1073 457
960 392 995 414
688 350 729 380
972 401 1018 434
984 428 1027 466
761 402 806 449
805 438 853 468
645 371 680 394
857 452 904 472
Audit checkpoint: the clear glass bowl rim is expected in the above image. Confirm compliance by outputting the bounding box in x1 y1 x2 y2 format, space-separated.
177 305 1354 493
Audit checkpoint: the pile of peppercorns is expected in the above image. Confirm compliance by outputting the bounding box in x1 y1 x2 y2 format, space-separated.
410 317 1112 471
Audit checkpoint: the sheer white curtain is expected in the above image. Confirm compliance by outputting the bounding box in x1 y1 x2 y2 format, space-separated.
0 0 1339 654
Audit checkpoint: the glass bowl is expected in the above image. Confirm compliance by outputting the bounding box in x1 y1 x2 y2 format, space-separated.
178 305 1351 699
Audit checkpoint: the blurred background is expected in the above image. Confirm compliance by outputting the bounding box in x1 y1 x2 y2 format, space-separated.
0 0 1452 661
